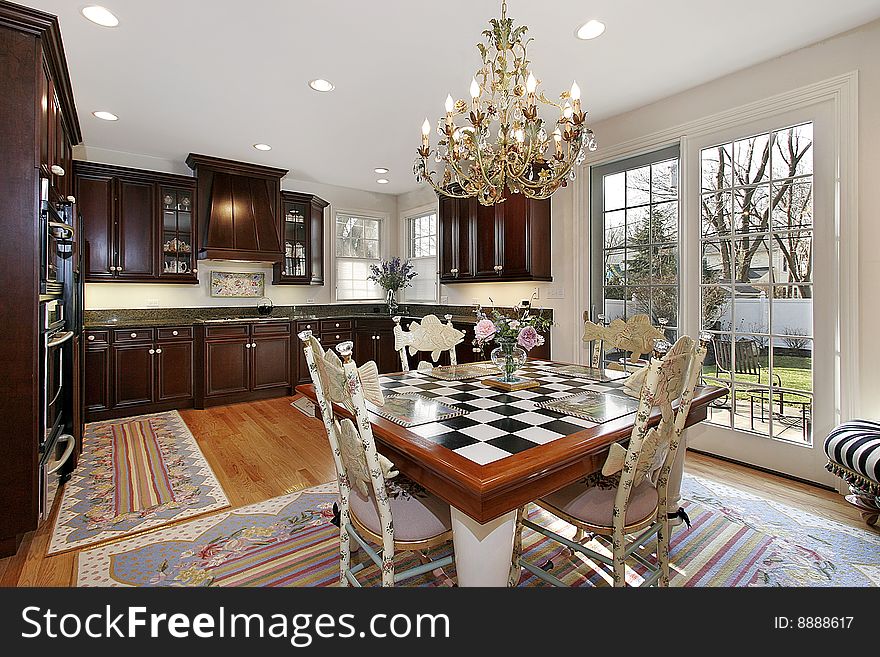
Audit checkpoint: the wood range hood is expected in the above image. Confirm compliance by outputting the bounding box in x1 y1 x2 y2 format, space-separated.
185 153 288 262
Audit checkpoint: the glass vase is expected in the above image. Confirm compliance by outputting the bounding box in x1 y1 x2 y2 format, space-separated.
491 338 527 383
385 289 398 315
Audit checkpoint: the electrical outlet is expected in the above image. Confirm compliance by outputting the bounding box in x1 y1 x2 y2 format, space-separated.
547 287 565 299
532 287 540 300
145 298 160 307
440 295 449 304
306 298 316 304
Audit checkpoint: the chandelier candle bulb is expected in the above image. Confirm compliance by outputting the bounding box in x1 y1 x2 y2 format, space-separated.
445 94 455 128
553 128 563 158
421 118 431 149
570 81 581 113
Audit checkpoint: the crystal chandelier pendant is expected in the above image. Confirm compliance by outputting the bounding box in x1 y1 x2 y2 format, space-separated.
414 0 596 205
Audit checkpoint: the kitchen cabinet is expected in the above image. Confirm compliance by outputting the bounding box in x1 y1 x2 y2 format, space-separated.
354 318 400 374
438 191 552 283
273 191 328 285
83 327 195 421
75 161 198 283
197 322 292 407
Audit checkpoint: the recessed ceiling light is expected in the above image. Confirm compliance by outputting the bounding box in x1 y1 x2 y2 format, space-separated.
576 19 606 40
376 179 389 184
308 78 335 92
92 110 118 121
82 6 119 27
374 167 389 174
253 143 272 151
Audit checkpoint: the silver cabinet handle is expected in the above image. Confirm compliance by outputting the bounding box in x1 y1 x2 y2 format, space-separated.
335 323 340 328
306 324 312 329
192 268 198 274
172 330 179 336
335 334 340 339
155 348 162 354
47 331 74 348
149 349 155 355
251 342 257 348
130 333 137 338
50 164 65 176
66 195 76 203
245 343 251 349
87 335 95 341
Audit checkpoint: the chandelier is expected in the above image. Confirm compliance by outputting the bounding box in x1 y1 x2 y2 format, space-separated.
414 0 597 206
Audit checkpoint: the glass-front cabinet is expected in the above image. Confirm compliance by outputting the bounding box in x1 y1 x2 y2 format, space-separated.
273 190 328 285
160 185 197 281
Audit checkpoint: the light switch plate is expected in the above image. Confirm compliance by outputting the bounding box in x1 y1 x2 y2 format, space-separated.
440 295 449 304
306 298 316 304
145 298 159 307
547 287 565 299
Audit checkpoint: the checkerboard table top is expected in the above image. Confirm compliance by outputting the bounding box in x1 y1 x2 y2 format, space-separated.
375 360 632 466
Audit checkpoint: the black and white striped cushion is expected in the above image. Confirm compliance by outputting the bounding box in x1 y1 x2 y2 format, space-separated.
824 420 880 485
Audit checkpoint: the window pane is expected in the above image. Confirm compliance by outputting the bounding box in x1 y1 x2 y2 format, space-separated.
770 230 812 285
651 245 677 284
651 287 678 326
625 206 650 242
733 134 771 185
702 240 731 283
772 123 813 179
603 287 625 322
626 288 650 317
651 159 678 202
734 284 770 335
625 248 650 285
604 249 625 286
651 201 678 244
772 338 812 393
604 172 625 211
702 285 732 331
626 166 650 206
701 191 732 237
734 185 770 235
771 285 812 337
701 143 732 192
734 236 771 284
771 180 812 231
604 210 625 249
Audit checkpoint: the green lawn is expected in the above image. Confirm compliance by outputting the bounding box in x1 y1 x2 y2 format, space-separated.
703 355 812 393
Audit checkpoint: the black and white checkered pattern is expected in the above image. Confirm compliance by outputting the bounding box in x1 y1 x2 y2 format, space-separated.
377 360 631 465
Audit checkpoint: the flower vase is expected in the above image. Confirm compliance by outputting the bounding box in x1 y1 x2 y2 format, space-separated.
490 338 527 383
385 289 398 315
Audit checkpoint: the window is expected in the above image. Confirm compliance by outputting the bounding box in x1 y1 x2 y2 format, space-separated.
699 123 813 443
591 146 680 365
405 211 438 302
335 213 383 301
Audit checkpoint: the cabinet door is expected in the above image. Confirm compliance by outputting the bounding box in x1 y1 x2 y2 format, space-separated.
156 341 194 402
438 196 457 280
251 335 291 391
204 340 250 397
309 200 325 285
78 175 115 279
375 328 401 374
353 329 377 367
113 344 155 408
84 346 111 413
474 200 500 277
499 192 529 277
39 63 51 174
116 178 157 279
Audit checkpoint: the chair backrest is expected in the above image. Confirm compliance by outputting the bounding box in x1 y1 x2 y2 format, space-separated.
713 336 761 377
612 335 707 531
299 331 397 583
583 313 666 367
393 314 465 371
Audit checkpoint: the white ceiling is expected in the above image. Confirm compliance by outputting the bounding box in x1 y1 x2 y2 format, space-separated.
31 0 880 195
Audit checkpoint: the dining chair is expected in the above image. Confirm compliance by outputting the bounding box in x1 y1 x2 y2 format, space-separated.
299 331 455 587
392 314 465 372
582 313 666 371
510 335 707 587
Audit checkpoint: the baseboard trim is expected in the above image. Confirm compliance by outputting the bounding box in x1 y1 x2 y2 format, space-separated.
687 447 836 493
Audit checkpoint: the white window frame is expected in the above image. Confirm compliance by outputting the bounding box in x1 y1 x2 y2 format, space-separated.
333 209 388 302
401 204 439 303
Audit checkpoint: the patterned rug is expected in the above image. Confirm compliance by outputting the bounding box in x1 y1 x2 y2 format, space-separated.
76 475 880 586
50 411 229 555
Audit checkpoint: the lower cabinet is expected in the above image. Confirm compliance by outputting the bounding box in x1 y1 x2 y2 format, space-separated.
83 327 194 421
354 318 402 374
197 322 291 407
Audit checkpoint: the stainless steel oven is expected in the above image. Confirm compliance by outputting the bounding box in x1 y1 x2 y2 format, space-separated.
40 180 75 297
39 432 75 523
42 326 73 447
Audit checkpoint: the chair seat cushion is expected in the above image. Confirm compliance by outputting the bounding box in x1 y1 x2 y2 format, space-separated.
349 475 452 543
541 472 659 529
824 420 880 486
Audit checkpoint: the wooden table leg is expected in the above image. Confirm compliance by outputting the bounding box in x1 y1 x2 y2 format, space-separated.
450 507 518 587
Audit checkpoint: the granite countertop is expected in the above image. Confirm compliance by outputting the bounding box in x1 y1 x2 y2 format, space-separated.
83 313 484 330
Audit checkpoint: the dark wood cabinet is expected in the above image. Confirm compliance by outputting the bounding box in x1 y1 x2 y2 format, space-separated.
354 318 399 374
273 191 328 285
198 322 292 407
75 161 198 283
438 191 552 283
83 327 195 421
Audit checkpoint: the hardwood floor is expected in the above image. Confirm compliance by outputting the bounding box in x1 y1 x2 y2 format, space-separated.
0 396 872 586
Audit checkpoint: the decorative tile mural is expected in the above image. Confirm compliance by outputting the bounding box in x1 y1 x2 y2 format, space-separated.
210 271 265 298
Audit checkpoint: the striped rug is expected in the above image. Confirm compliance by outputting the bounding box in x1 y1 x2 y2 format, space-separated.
77 475 880 586
49 411 229 555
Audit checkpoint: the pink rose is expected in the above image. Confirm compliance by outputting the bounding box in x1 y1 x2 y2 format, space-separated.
474 319 497 342
517 326 540 351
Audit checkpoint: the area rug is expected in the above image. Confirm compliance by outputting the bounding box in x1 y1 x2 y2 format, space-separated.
290 395 317 418
77 474 879 586
49 411 229 555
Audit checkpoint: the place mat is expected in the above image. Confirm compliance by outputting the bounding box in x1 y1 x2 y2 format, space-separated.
426 362 500 381
367 393 466 428
535 363 629 382
536 390 640 424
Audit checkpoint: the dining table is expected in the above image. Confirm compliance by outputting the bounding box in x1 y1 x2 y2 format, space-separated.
297 358 726 587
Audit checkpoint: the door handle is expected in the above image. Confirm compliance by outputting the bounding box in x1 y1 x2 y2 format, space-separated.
47 435 76 475
47 331 74 348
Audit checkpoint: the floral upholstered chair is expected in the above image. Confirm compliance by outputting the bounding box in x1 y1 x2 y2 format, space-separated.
392 314 465 372
299 331 454 586
510 335 707 587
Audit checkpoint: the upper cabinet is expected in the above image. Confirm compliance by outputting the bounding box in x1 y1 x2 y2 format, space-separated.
185 154 288 263
75 161 198 283
273 191 328 285
438 191 552 283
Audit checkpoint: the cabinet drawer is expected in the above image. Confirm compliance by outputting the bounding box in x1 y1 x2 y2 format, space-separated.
251 321 290 336
205 324 250 339
295 320 319 334
157 326 193 341
322 330 353 345
321 319 351 332
113 328 154 344
84 330 109 345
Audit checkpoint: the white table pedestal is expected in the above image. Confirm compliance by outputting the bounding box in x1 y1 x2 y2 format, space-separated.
450 507 517 587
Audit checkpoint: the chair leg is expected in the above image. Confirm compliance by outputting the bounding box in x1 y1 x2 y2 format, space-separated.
612 531 626 587
508 505 526 587
339 523 352 587
657 516 671 587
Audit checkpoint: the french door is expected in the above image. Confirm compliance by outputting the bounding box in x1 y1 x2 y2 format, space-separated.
684 102 837 486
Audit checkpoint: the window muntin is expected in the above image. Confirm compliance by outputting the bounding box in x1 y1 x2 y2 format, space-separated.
335 213 383 301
